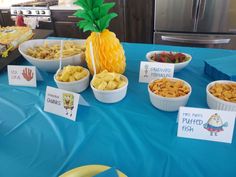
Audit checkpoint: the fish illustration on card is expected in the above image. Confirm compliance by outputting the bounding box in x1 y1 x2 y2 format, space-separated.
203 113 228 136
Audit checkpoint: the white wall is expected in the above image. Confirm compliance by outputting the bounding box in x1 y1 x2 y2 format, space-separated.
0 0 32 6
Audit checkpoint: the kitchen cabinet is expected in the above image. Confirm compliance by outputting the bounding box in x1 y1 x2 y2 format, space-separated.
54 21 89 38
51 0 126 41
51 10 90 39
0 9 14 26
106 0 126 41
51 0 154 43
125 0 154 43
0 11 4 26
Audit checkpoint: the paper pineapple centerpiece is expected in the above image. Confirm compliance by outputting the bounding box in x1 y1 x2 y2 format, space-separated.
74 0 126 74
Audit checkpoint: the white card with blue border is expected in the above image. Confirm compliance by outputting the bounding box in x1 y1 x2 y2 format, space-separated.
177 107 236 144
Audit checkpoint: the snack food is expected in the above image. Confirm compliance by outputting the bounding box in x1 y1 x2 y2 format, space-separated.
56 65 88 82
149 78 190 98
0 26 33 57
209 83 236 103
26 41 85 60
92 70 127 90
150 52 190 63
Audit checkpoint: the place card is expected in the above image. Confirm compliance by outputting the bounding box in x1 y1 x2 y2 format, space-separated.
8 65 36 87
139 61 174 83
44 86 80 121
177 107 236 144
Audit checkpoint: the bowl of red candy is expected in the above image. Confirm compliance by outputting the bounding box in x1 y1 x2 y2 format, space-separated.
146 51 192 72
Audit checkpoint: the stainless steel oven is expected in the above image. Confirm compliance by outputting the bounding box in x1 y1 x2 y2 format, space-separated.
154 0 236 49
10 0 58 29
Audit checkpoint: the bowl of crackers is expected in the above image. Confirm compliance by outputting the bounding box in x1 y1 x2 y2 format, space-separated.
54 65 90 93
19 39 86 72
148 77 192 112
90 70 128 103
206 80 236 111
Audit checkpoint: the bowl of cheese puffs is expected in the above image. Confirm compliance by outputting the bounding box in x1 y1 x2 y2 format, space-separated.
148 77 192 112
19 39 86 72
54 65 90 93
90 70 128 103
206 80 236 111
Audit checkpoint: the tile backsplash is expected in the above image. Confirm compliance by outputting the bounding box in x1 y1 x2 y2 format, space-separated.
58 0 74 6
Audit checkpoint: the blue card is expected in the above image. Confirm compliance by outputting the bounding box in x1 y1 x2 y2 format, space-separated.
93 167 118 177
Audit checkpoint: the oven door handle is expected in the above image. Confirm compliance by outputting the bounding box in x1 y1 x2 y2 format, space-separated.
161 35 231 44
68 16 77 19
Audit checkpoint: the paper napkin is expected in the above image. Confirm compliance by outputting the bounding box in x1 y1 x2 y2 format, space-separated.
93 167 119 177
204 56 236 81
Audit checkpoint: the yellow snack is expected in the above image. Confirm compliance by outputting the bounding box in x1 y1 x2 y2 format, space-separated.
106 80 118 90
56 65 88 82
69 76 76 82
209 83 236 103
0 26 33 57
149 78 190 98
26 41 85 60
98 81 108 90
92 78 103 88
118 81 126 88
92 70 127 90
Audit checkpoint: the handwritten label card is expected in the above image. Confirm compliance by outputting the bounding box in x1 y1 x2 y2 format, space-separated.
8 65 36 87
177 107 236 143
139 61 174 83
44 86 80 121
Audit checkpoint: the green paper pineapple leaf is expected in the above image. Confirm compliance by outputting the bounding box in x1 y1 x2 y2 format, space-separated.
74 0 118 32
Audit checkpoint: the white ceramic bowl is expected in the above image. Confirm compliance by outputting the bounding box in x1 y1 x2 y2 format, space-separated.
148 78 192 112
54 68 90 93
146 51 192 72
19 39 86 73
90 75 128 103
206 80 236 111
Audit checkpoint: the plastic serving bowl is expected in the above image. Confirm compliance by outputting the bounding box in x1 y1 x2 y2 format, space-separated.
54 68 90 93
90 75 128 103
206 80 236 111
19 39 86 73
148 78 192 112
146 51 192 72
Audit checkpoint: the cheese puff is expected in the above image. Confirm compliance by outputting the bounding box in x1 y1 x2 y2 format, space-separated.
92 78 103 88
97 81 107 90
118 81 126 88
73 72 84 81
106 80 118 90
69 76 76 82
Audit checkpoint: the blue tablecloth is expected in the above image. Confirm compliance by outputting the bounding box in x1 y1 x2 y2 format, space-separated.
1 43 236 177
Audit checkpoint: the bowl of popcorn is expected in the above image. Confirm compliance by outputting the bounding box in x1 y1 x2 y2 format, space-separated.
54 65 90 93
90 70 128 103
206 80 236 111
148 77 192 111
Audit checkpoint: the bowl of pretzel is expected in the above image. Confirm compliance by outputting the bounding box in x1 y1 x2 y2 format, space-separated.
206 80 236 111
19 39 86 73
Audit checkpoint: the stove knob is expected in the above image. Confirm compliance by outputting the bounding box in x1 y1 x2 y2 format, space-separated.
17 10 23 15
36 10 40 15
41 10 45 14
13 10 17 15
27 10 32 15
